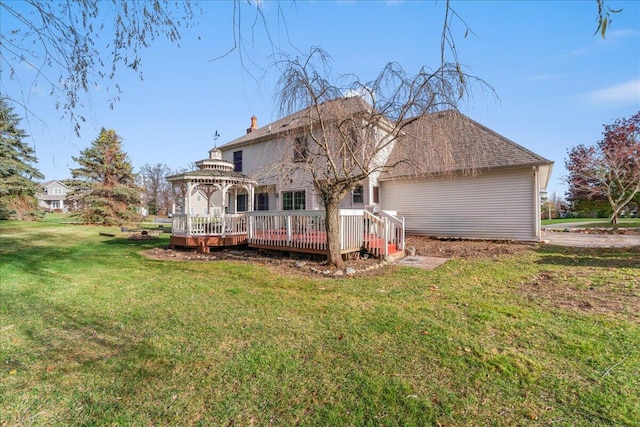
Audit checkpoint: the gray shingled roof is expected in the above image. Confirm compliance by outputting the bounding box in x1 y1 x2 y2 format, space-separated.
381 110 552 180
217 98 551 179
218 97 372 150
39 180 69 188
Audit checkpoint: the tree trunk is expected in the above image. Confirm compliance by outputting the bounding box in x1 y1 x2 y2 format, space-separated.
324 196 344 268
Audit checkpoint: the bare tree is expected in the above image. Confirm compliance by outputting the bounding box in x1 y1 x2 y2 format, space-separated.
266 48 489 267
549 192 566 218
140 163 173 215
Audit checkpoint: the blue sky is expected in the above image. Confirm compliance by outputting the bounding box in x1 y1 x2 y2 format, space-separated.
2 0 639 198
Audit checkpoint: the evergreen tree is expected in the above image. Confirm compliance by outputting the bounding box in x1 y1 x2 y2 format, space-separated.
0 98 44 220
68 128 141 225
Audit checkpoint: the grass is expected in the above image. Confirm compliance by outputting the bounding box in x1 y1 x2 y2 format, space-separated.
542 217 640 228
1 218 639 426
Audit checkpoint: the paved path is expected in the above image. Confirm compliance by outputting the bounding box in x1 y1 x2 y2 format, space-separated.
542 230 640 248
396 255 449 270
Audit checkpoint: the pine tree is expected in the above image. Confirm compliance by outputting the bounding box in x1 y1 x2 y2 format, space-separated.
68 128 141 225
0 98 44 220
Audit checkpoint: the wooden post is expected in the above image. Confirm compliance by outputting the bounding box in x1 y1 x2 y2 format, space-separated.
186 182 193 237
383 217 389 258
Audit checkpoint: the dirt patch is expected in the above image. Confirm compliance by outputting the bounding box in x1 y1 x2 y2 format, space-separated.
405 235 537 259
142 246 389 278
520 270 640 321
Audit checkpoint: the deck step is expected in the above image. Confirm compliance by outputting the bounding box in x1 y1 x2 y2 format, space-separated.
386 248 406 262
364 238 405 260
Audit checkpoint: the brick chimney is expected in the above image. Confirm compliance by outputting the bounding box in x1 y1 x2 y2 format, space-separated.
246 115 258 134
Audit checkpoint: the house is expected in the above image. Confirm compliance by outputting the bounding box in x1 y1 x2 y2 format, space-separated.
217 97 392 214
169 97 552 255
36 180 71 212
217 102 552 242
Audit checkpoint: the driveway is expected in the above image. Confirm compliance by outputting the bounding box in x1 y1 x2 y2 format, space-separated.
542 224 640 248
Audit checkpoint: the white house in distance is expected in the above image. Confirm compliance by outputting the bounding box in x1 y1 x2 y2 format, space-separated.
168 97 552 256
37 180 71 212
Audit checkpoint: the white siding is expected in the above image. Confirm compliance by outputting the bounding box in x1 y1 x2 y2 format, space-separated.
222 138 284 178
221 138 322 210
186 190 223 215
380 168 539 241
338 177 370 209
46 182 69 196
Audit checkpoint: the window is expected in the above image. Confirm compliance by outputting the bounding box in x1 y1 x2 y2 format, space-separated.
293 137 307 162
255 193 269 211
282 190 306 210
233 150 243 172
372 186 379 204
51 187 64 195
51 201 60 209
352 185 364 204
196 195 202 202
237 194 247 212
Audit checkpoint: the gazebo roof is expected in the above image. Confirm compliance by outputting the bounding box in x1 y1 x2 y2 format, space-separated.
167 168 251 181
166 148 257 186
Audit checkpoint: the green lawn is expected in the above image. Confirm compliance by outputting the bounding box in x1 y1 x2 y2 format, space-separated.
542 217 640 228
1 219 638 426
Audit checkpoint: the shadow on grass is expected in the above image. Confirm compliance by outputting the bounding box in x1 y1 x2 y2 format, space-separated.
535 245 640 269
0 233 168 278
99 235 169 249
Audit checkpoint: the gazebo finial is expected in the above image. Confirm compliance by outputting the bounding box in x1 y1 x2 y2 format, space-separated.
213 130 220 149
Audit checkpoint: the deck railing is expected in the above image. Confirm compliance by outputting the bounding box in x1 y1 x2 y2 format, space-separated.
171 213 246 237
379 210 405 252
339 210 365 254
173 209 404 257
246 210 328 252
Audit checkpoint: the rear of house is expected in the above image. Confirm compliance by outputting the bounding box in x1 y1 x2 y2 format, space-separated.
216 103 553 243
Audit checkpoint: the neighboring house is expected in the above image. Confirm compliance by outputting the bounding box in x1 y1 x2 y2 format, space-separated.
36 180 71 212
216 100 553 242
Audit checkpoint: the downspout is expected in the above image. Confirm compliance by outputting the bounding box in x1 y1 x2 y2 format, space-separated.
533 166 541 240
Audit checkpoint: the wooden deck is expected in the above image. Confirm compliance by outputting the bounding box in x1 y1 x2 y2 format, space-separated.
169 234 248 253
170 210 405 257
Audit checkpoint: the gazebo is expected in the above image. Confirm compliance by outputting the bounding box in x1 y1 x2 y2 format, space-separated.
167 148 257 252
